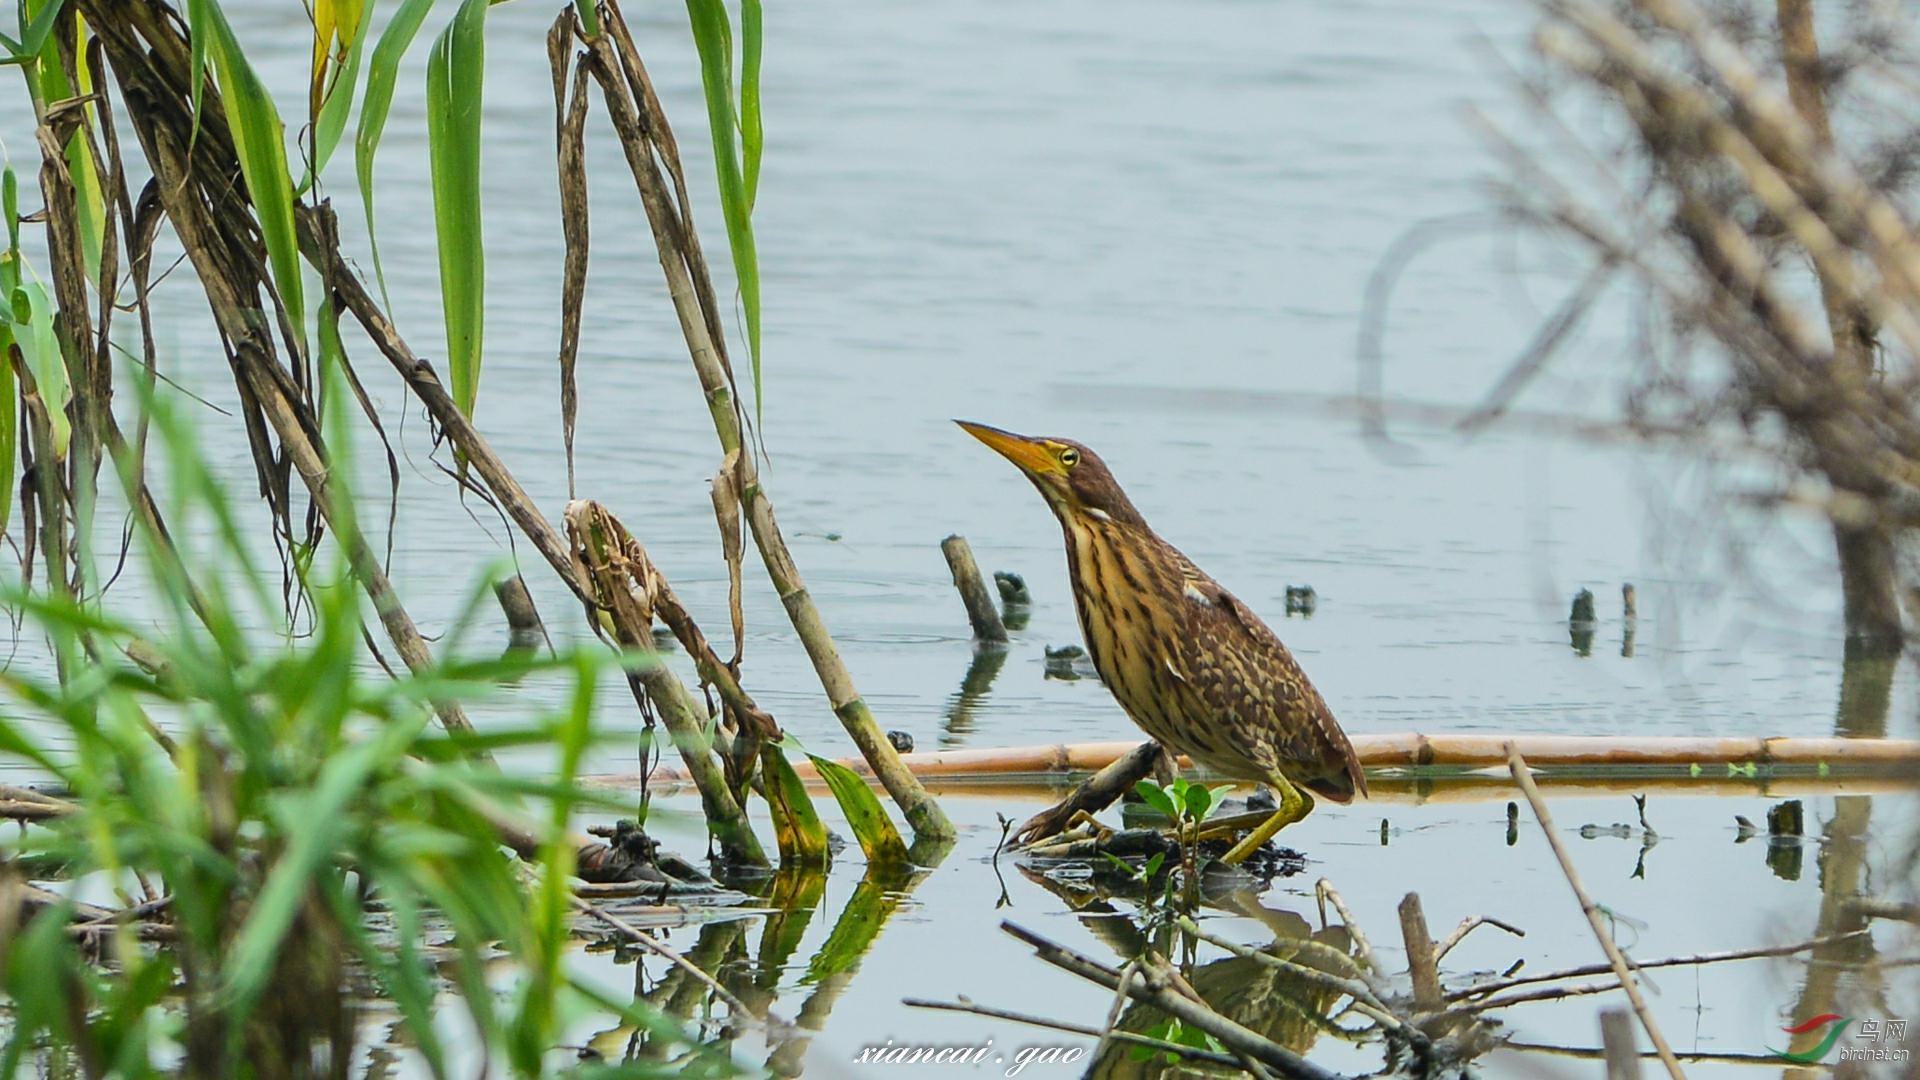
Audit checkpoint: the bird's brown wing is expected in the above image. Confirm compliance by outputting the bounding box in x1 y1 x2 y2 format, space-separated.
1166 555 1366 802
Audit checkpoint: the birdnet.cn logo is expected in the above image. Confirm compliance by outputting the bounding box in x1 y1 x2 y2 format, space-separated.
1769 1014 1911 1064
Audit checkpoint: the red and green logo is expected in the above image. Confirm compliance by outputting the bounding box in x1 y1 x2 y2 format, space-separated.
1770 1014 1852 1063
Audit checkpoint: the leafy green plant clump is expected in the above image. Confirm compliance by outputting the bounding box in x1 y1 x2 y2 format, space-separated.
0 404 719 1078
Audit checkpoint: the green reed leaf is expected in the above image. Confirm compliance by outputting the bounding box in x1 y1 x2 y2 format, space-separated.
0 0 67 66
198 2 308 360
762 742 830 867
427 0 488 420
355 0 437 308
685 0 763 423
806 750 908 866
7 281 69 457
740 0 762 208
299 0 374 195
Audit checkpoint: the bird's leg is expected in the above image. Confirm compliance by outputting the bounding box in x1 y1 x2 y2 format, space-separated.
1219 777 1315 866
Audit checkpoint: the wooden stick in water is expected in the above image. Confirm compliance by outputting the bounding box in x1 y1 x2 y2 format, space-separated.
942 535 1008 645
1601 1009 1642 1080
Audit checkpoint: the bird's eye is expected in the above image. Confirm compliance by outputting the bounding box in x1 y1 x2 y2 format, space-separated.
1059 447 1081 468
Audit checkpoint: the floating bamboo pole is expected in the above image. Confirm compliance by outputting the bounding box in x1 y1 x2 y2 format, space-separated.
588 733 1920 791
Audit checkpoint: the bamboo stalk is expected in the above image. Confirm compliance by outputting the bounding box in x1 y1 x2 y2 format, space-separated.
569 6 952 841
1507 745 1685 1080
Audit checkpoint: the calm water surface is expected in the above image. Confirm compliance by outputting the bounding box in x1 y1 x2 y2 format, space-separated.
3 0 1916 1074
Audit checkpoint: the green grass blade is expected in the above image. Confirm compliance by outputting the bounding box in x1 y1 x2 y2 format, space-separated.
805 749 908 866
199 2 307 360
18 1 103 279
224 714 425 1010
354 0 437 309
426 0 487 420
684 0 763 424
0 0 68 67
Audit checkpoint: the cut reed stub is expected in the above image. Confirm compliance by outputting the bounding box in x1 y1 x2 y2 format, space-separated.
494 574 547 654
942 534 1008 646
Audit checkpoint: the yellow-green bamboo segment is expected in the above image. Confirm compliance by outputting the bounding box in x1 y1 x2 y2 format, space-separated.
564 4 952 841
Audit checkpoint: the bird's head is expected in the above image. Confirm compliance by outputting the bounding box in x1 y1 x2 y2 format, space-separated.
956 420 1145 528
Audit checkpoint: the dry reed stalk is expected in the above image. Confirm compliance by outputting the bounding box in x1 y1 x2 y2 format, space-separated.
565 501 766 867
1009 740 1163 846
1507 745 1685 1080
560 4 952 841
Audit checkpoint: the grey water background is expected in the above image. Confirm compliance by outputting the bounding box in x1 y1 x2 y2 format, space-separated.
3 0 1916 1075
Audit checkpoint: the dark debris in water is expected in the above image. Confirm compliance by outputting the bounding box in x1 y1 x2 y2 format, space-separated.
1284 584 1317 617
1043 643 1100 680
1019 825 1308 892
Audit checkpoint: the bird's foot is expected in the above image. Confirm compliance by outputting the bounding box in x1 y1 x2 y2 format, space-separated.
1219 783 1315 866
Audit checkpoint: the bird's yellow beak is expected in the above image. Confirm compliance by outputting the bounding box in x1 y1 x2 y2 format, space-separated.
956 420 1062 476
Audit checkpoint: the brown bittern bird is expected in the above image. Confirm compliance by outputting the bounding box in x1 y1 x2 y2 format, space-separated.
958 421 1365 863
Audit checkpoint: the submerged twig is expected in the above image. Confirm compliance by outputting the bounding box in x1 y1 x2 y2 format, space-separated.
1434 915 1526 961
1446 928 1869 1001
1507 745 1684 1080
